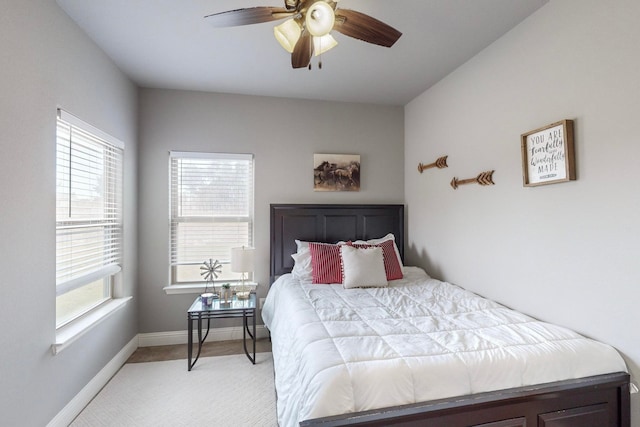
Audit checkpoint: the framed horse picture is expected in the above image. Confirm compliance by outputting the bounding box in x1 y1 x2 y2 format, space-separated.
313 154 360 192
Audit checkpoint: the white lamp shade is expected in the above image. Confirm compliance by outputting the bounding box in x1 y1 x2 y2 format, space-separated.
313 34 338 56
274 19 302 53
230 247 255 273
305 1 335 37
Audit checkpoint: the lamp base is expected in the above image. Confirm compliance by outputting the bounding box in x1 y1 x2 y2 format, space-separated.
236 276 252 299
236 290 251 300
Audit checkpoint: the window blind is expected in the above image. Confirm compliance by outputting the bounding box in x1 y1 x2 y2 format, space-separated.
170 152 254 282
56 109 124 295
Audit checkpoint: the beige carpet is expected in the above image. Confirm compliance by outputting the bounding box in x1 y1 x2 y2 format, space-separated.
71 352 277 427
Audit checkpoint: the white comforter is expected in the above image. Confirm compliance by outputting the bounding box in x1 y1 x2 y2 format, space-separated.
262 267 627 426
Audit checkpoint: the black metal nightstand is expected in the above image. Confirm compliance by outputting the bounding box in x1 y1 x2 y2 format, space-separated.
187 293 256 370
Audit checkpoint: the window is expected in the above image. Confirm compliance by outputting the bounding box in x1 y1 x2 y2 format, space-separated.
55 109 124 328
170 152 254 285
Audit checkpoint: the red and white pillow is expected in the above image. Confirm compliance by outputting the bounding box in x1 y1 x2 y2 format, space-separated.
350 233 403 268
308 242 343 284
291 234 404 286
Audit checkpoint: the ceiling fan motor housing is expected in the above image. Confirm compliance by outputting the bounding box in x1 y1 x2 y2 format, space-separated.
285 0 299 10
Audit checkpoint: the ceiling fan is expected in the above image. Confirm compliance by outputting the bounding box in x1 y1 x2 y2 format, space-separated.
205 0 402 69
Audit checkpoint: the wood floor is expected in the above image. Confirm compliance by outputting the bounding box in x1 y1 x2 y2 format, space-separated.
126 338 272 363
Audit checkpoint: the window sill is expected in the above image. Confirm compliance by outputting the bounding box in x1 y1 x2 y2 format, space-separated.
163 282 257 295
52 297 133 355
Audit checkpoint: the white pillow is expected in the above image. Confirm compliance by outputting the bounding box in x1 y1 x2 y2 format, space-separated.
340 245 388 289
291 246 313 283
352 233 403 267
295 239 309 251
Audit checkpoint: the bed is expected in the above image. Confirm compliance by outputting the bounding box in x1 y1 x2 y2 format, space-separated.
265 203 631 427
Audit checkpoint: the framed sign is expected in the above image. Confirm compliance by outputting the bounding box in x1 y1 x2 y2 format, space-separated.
521 119 576 187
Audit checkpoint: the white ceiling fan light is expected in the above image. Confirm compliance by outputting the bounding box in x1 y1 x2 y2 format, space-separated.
313 34 338 56
274 18 302 53
275 2 337 60
305 1 335 37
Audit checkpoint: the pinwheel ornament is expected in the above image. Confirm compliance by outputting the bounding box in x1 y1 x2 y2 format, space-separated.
200 258 222 294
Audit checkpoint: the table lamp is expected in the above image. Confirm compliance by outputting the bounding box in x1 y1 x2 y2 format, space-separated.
231 246 254 299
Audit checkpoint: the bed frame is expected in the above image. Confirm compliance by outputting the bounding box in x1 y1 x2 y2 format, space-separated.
269 204 630 427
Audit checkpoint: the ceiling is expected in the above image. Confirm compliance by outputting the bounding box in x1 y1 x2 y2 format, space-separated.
56 0 548 106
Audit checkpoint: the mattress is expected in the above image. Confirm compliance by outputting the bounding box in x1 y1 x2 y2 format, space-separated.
262 267 627 427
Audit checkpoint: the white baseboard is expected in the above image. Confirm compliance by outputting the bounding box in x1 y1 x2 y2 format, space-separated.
138 325 269 347
47 335 138 427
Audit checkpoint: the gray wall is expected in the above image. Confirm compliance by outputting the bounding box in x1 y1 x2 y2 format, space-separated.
0 1 138 425
405 0 639 424
137 88 404 332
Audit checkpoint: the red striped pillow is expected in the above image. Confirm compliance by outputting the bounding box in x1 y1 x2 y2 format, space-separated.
308 242 343 284
349 239 403 280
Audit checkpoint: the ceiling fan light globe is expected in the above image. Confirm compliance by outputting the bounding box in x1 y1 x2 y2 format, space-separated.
274 19 302 53
306 1 335 37
313 34 338 56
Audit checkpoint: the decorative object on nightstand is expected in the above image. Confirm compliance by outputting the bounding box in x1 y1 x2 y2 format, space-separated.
221 283 233 304
231 246 255 299
200 258 222 307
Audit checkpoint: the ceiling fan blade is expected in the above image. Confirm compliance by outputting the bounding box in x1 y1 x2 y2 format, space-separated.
291 31 313 69
334 9 402 47
205 7 294 27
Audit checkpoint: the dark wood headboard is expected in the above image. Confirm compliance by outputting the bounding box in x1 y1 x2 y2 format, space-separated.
270 204 404 283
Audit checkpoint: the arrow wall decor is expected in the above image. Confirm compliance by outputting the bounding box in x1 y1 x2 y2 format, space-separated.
418 156 448 173
450 170 495 190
